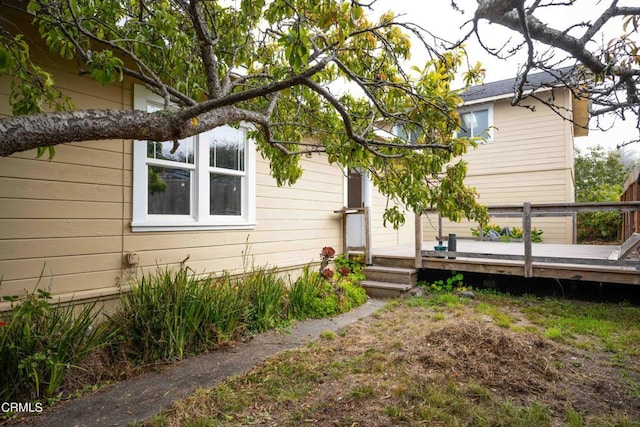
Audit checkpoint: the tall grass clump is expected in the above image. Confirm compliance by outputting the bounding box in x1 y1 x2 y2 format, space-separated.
203 274 248 343
241 266 288 333
0 289 116 400
288 267 329 319
118 267 247 363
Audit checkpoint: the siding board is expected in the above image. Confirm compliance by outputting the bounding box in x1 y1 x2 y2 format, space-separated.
0 199 122 219
0 253 123 281
0 237 122 260
0 177 122 202
1 157 123 186
0 219 122 239
0 270 122 299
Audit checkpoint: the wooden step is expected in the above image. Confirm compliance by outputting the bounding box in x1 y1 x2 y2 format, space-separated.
360 280 413 298
370 255 416 269
364 266 417 286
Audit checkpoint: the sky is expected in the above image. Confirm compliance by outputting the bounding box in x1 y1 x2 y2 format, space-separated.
367 0 639 155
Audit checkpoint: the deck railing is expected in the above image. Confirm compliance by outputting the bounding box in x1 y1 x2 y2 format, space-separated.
418 201 640 277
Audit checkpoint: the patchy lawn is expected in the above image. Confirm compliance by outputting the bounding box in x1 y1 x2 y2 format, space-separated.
146 291 640 426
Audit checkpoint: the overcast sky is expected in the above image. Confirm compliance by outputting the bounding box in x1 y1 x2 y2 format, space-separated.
367 0 639 154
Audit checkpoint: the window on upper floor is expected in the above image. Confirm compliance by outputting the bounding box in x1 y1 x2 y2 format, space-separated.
391 122 421 144
458 105 493 142
132 85 256 232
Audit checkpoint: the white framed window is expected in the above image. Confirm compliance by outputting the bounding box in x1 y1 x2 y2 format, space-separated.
458 105 493 141
132 85 256 231
391 122 421 144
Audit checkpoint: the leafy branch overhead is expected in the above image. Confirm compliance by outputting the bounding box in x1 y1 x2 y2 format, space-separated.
457 0 640 146
0 0 489 226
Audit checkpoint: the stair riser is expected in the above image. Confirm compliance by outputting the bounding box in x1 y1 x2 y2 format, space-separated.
364 271 417 285
371 256 416 269
363 287 411 298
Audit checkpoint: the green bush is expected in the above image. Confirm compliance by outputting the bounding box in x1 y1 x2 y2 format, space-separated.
574 146 630 243
0 289 117 400
117 268 247 362
241 266 288 333
577 211 622 242
288 266 367 319
1 256 368 402
471 224 543 242
334 254 366 281
338 279 368 311
288 267 328 319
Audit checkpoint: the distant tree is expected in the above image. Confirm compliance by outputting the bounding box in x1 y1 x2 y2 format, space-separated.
0 0 489 227
574 145 631 241
458 0 640 146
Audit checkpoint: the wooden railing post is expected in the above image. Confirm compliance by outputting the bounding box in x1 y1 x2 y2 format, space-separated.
523 202 533 278
364 207 372 265
341 209 347 256
415 211 423 269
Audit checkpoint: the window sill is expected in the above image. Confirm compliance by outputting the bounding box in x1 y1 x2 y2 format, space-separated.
131 221 257 232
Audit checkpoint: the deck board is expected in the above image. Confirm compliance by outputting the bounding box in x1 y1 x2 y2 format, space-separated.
371 240 640 285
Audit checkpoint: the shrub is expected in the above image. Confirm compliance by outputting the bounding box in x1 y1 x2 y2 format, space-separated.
0 289 117 400
288 265 367 319
201 275 248 344
241 266 288 333
334 254 366 281
117 267 247 362
577 211 622 242
471 224 543 242
288 267 328 319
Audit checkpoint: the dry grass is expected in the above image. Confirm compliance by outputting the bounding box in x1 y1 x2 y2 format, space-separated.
146 292 640 427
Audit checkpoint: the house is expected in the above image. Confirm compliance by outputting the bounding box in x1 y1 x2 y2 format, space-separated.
0 3 589 306
0 7 415 308
430 69 589 244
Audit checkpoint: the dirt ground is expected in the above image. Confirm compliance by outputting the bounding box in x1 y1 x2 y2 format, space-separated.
330 298 640 425
167 294 640 426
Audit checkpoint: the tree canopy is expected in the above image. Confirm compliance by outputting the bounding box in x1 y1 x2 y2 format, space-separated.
457 0 640 145
574 145 631 241
0 0 491 227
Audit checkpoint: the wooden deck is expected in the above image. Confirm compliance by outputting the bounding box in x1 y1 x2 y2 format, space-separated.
372 240 640 285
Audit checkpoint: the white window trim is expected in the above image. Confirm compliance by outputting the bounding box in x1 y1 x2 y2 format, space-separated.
131 85 256 232
458 103 494 142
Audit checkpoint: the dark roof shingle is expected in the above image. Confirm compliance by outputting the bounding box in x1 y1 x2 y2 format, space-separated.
461 66 575 102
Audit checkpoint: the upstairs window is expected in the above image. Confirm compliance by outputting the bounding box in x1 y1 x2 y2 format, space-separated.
458 106 493 141
132 85 256 231
392 123 421 144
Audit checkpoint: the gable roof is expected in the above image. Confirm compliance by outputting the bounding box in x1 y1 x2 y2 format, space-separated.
461 66 576 104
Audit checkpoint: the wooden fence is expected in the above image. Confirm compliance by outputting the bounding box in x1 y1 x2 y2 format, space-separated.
622 165 640 240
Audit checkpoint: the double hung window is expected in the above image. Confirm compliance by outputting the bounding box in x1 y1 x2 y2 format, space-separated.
132 85 256 231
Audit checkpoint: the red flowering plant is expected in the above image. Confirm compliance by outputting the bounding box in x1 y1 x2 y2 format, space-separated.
318 247 361 285
319 246 336 279
321 268 334 280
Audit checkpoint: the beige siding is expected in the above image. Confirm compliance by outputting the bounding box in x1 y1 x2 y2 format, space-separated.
0 134 345 302
0 39 130 299
430 93 576 244
1 52 348 304
122 154 344 279
369 184 414 248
